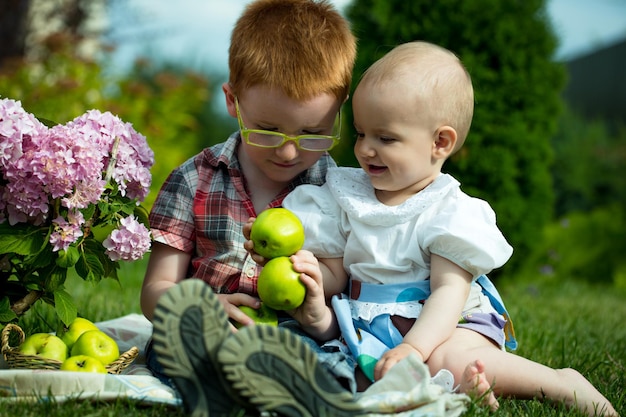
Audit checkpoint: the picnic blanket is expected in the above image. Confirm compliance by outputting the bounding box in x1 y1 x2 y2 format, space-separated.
0 314 469 416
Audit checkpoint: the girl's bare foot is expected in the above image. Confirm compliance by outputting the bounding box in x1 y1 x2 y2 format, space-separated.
553 368 618 417
461 359 499 411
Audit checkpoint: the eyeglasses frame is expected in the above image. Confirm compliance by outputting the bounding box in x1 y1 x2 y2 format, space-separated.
234 97 341 152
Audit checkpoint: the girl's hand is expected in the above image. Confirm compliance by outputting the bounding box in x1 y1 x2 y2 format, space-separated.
374 343 424 381
285 250 339 342
287 250 328 325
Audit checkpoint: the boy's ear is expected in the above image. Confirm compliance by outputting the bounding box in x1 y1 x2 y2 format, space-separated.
222 83 237 118
433 126 457 159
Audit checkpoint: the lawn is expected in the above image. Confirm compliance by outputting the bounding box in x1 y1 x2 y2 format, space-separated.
2 257 625 416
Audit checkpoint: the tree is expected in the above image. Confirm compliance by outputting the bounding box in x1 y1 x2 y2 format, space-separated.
551 107 626 216
0 0 107 70
0 0 29 66
342 0 566 271
536 107 626 287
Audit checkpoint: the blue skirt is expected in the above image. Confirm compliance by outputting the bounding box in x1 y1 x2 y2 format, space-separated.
332 275 517 381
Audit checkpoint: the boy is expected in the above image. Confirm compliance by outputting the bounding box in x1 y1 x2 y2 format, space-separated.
141 1 361 416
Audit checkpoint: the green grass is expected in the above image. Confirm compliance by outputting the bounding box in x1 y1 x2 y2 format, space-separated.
3 258 625 416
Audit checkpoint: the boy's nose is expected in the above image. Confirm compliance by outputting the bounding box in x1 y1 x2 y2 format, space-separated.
275 140 299 160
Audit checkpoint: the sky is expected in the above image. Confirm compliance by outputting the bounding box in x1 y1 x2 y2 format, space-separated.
107 0 626 76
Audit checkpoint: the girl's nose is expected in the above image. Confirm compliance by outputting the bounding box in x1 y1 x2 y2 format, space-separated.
355 137 375 158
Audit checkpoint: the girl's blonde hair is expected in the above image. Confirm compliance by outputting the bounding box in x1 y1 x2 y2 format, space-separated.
360 41 474 151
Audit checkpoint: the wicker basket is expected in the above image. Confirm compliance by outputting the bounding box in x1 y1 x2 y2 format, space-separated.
1 323 138 374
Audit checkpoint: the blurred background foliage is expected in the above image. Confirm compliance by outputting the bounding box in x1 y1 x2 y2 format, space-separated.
343 0 565 274
1 0 624 289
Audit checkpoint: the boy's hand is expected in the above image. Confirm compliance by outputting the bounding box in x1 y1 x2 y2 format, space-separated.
217 292 262 330
243 217 268 265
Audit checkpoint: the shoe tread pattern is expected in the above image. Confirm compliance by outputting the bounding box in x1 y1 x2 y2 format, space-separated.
152 279 245 417
219 325 365 417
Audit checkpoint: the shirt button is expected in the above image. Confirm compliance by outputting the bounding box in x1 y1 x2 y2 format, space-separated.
245 266 255 278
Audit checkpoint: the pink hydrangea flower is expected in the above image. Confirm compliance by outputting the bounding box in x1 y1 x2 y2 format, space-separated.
0 98 154 263
102 215 151 261
49 211 85 252
0 98 46 167
67 110 154 202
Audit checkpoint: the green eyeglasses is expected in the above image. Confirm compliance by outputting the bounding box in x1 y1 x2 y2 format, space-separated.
235 97 341 151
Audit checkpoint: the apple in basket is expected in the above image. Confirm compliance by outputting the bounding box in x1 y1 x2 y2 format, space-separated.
71 330 120 366
59 317 100 350
18 333 68 362
60 355 107 373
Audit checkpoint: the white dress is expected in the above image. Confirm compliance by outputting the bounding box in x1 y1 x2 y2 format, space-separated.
283 167 516 380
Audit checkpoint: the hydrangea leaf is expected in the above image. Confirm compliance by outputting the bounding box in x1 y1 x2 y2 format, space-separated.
53 288 77 327
56 246 80 268
0 223 46 256
0 297 18 322
75 252 105 282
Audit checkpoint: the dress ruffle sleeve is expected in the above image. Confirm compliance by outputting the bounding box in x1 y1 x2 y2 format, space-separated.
419 191 513 278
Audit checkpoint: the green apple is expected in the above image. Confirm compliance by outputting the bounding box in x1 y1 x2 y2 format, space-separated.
71 330 120 366
60 317 99 350
18 333 68 362
250 208 305 259
257 256 307 310
233 304 279 328
60 355 107 373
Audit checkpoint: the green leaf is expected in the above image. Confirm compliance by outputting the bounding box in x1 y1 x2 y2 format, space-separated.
38 117 59 128
56 246 80 268
134 205 150 227
119 203 136 216
0 296 18 323
102 259 120 282
80 204 97 222
97 201 117 217
25 246 55 269
53 289 77 326
75 252 105 282
43 266 68 292
90 223 115 243
0 223 46 255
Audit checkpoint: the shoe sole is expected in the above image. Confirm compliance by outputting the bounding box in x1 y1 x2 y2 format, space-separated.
218 324 364 417
152 279 249 417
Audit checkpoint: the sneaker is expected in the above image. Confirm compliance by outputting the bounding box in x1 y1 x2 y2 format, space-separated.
218 324 365 417
151 279 253 417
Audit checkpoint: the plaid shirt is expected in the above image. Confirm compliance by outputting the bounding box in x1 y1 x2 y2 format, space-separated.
149 133 335 295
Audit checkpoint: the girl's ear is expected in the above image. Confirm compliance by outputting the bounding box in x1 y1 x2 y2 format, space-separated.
433 126 458 159
222 83 237 118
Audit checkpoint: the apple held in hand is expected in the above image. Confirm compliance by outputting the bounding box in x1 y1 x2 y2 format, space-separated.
18 333 68 362
60 317 99 350
250 208 305 259
234 304 279 328
61 355 107 373
257 256 306 310
71 330 120 366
